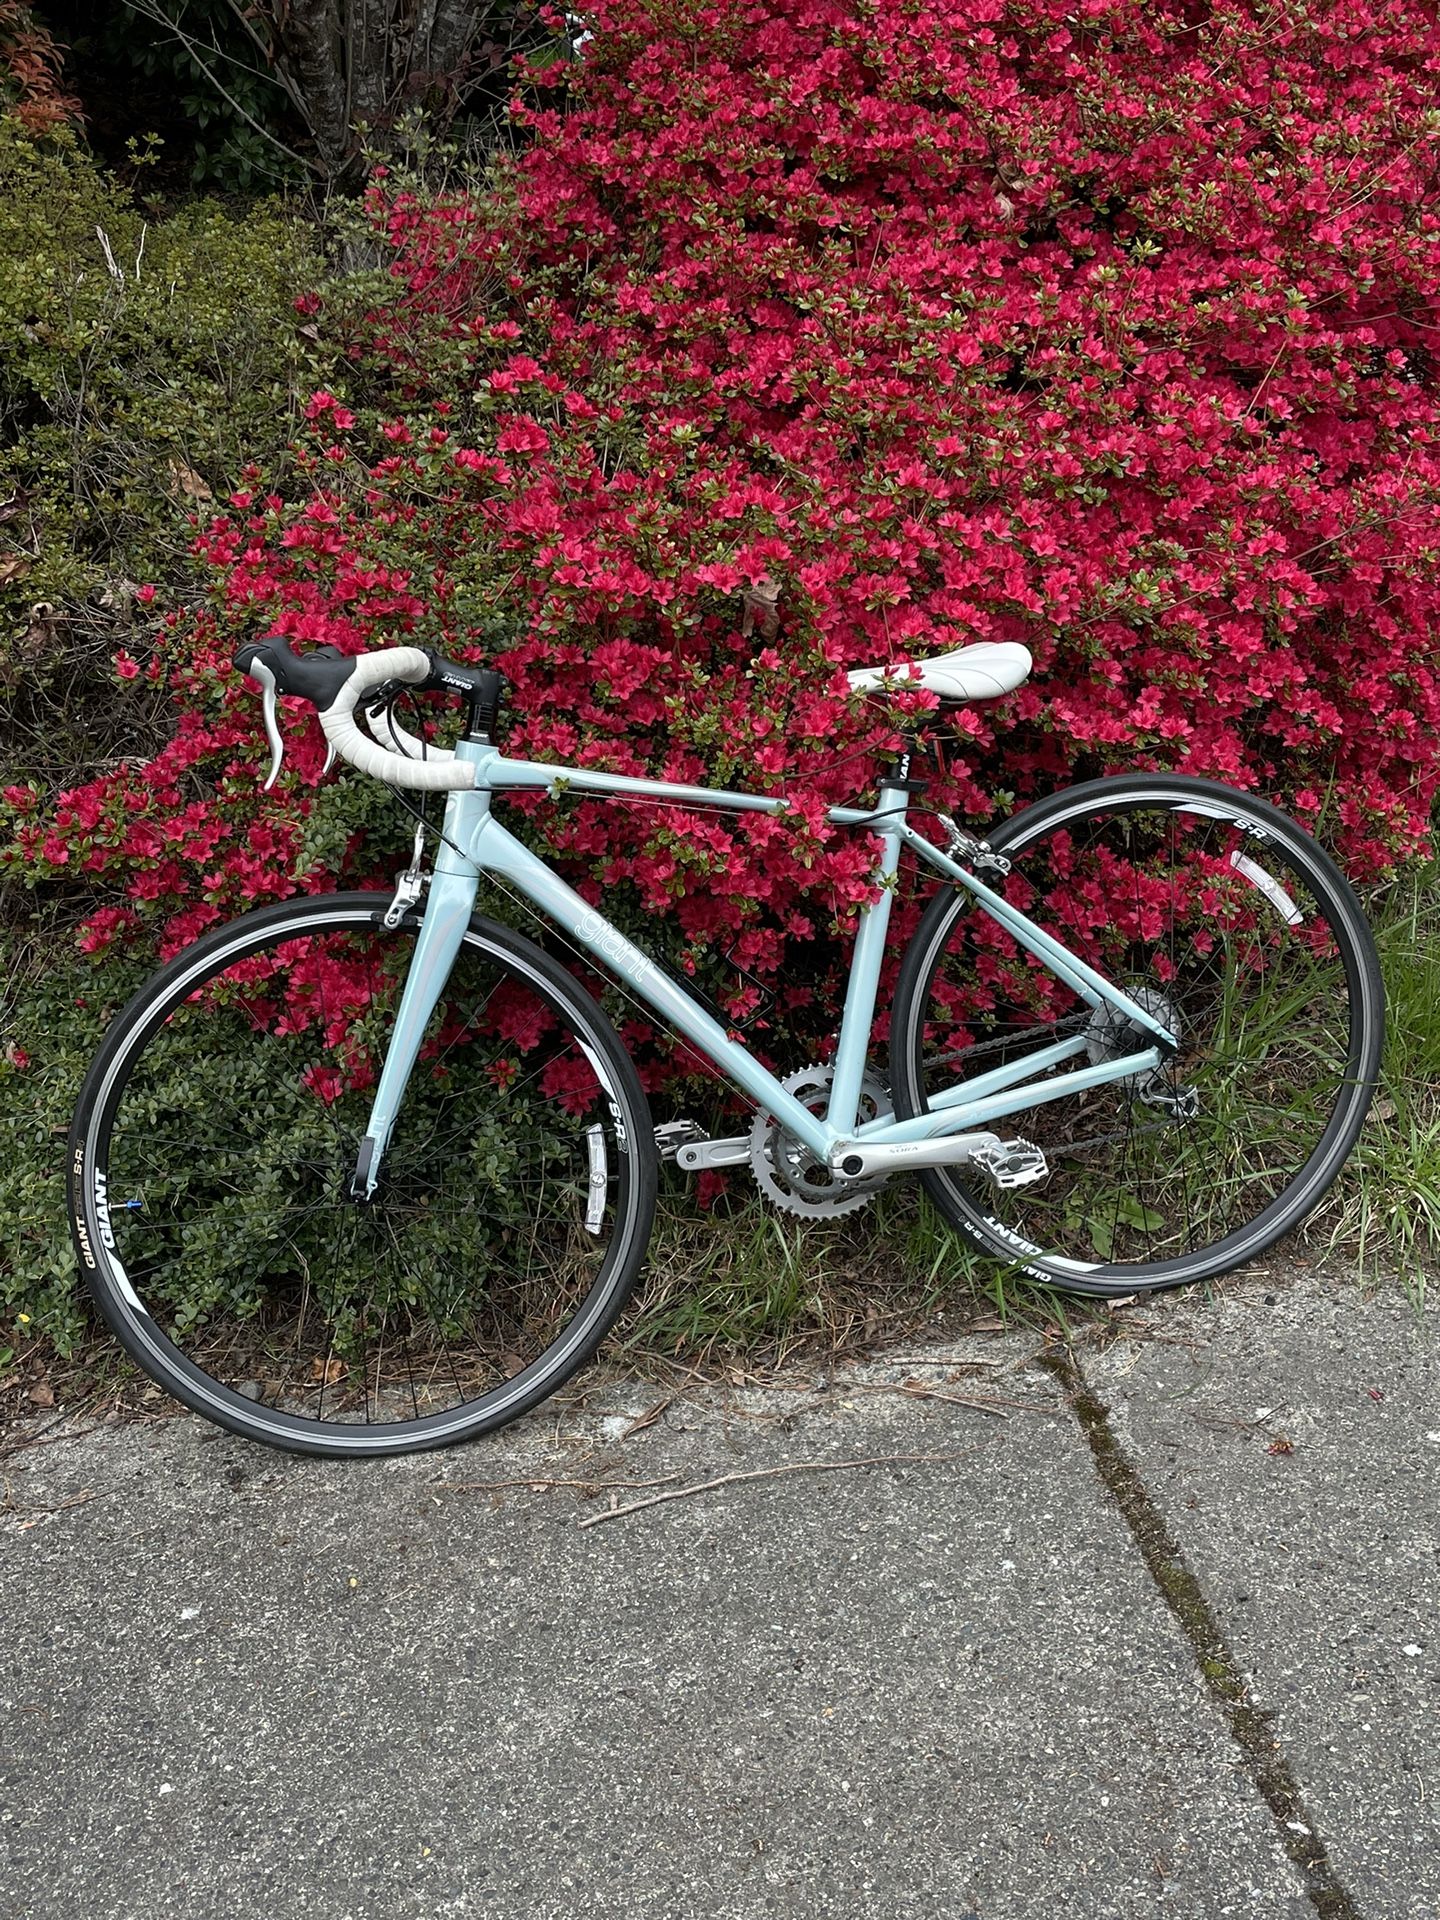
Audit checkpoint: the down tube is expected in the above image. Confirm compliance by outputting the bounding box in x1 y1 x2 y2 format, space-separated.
467 813 838 1158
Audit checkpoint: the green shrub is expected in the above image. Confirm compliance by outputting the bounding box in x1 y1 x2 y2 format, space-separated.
0 941 138 1357
0 117 335 771
0 118 349 1356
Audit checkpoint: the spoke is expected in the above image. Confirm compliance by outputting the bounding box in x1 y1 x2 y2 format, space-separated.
90 916 623 1431
917 795 1358 1276
374 1213 426 1428
313 1184 353 1425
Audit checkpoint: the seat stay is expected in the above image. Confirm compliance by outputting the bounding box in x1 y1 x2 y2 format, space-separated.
896 822 1180 1048
826 787 904 1132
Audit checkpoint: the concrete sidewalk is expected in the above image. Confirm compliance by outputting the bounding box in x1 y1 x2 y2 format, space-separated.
1 1270 1435 1920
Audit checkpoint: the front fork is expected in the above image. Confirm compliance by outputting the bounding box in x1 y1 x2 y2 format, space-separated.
350 802 483 1200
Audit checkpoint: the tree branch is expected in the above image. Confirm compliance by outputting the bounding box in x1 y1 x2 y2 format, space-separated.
120 0 318 173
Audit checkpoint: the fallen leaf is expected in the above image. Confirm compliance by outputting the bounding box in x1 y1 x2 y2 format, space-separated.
166 458 213 503
740 576 780 640
622 1395 672 1438
19 603 57 664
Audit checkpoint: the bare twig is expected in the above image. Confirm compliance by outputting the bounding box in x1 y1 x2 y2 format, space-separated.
0 1423 108 1462
95 227 125 288
120 0 316 173
0 1488 95 1524
0 1398 109 1462
576 1448 979 1530
434 1471 683 1497
864 1354 1011 1369
868 1385 1009 1417
859 1382 1067 1418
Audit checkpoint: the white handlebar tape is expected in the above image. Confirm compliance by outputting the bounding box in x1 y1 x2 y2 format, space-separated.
363 699 456 765
317 648 476 791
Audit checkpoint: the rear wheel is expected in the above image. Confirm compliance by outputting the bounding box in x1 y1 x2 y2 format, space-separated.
68 894 656 1455
890 776 1383 1294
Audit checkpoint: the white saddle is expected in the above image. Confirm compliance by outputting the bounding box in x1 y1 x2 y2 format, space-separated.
848 641 1032 703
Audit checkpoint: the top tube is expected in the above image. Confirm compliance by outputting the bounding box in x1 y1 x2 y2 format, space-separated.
470 749 908 829
474 752 785 815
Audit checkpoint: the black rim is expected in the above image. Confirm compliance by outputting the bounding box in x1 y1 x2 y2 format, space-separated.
898 782 1380 1286
72 899 651 1450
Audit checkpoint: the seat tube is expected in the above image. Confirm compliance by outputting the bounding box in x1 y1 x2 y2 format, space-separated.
827 784 905 1132
353 789 486 1197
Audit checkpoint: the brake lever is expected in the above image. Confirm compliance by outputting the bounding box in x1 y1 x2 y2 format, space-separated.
248 656 285 790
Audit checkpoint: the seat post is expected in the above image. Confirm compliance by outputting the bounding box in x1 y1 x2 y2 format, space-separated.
884 723 930 797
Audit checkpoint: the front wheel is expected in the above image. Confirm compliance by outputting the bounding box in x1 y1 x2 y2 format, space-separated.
889 775 1383 1295
68 894 657 1455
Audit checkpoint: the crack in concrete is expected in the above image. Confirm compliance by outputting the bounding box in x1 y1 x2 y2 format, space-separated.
1041 1346 1365 1920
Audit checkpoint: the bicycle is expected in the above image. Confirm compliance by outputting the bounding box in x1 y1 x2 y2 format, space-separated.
67 637 1384 1455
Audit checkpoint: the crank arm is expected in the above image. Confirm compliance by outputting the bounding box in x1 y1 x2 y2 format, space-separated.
675 1135 750 1171
831 1132 1005 1179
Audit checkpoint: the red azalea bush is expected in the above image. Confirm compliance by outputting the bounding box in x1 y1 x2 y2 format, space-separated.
10 0 1440 1073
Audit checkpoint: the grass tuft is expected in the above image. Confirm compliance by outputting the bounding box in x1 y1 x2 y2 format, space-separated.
1324 863 1440 1306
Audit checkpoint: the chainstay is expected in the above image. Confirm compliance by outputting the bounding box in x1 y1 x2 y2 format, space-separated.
922 1008 1179 1162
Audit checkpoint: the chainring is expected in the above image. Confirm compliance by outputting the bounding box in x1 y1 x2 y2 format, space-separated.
749 1065 892 1219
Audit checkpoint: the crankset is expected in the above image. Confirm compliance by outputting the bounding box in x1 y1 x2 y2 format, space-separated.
748 1065 892 1220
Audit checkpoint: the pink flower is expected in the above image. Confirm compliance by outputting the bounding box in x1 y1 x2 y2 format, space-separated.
18 0 1440 1128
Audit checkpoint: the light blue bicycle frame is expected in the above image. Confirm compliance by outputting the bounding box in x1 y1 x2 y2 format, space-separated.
353 738 1178 1193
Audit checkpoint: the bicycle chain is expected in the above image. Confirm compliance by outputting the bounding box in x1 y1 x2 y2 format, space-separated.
922 1012 1180 1166
919 1011 1091 1077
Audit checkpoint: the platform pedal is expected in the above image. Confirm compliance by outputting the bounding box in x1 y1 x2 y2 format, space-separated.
654 1121 750 1170
654 1120 706 1160
970 1138 1050 1190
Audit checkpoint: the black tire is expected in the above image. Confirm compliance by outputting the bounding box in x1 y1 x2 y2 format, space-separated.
68 893 657 1455
890 775 1383 1294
